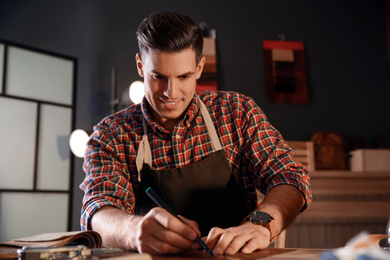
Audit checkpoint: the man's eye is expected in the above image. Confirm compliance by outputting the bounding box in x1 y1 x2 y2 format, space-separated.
152 74 164 80
180 75 189 80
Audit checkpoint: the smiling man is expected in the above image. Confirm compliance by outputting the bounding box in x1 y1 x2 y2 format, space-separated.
80 11 312 256
136 48 204 131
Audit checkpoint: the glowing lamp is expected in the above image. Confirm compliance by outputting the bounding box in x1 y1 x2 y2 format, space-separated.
129 81 144 104
69 129 89 158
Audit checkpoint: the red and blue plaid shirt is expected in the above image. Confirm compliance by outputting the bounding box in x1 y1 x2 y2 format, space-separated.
80 91 312 230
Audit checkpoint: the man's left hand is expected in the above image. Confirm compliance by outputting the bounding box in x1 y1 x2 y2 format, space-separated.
204 221 271 255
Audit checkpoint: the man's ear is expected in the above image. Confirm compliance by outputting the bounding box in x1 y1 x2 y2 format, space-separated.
195 57 206 80
135 53 144 77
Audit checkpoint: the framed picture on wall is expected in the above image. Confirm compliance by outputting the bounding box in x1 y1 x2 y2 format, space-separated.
263 40 308 104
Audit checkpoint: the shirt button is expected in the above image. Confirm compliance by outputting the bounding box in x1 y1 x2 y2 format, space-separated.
175 134 181 139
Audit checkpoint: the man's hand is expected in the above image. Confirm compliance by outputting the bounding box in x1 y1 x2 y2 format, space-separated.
204 221 271 255
134 207 201 254
91 206 201 255
203 185 306 255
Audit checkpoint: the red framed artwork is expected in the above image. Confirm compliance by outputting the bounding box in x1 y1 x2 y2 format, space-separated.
263 40 308 104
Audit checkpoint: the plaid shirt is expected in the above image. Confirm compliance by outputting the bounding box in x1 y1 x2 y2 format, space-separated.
80 91 312 230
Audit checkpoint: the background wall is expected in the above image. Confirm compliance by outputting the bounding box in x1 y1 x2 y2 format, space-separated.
0 0 389 233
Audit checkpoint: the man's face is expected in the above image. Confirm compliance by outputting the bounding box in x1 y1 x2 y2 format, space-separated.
136 48 205 131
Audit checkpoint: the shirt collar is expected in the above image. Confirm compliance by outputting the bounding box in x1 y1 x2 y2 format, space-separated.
140 95 201 136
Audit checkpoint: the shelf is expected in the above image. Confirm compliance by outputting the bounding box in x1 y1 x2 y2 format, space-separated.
311 170 390 178
287 170 389 248
309 170 390 196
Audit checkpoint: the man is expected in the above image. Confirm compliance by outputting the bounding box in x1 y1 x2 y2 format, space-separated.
80 11 312 255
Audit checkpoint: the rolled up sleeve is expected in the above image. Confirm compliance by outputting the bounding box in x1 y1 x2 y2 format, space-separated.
79 125 136 230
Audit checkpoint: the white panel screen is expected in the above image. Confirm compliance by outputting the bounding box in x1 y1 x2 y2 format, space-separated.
36 104 72 190
0 97 37 189
6 46 73 105
0 44 4 94
0 192 68 241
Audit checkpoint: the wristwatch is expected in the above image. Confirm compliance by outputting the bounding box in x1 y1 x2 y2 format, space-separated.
244 211 276 243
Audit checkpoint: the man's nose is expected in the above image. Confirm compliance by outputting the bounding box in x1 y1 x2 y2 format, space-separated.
163 79 178 99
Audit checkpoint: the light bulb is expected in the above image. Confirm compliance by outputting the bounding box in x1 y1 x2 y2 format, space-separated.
129 81 144 104
69 129 89 158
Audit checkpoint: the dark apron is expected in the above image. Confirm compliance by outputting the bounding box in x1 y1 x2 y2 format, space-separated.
134 98 250 236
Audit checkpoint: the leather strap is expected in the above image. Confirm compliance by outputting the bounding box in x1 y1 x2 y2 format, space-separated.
198 97 222 151
135 97 223 181
242 213 277 244
135 119 153 181
268 219 277 243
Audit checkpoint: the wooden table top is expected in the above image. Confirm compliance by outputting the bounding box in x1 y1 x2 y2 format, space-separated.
112 248 325 260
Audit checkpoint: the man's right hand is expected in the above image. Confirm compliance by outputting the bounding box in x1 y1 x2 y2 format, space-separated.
134 207 201 253
91 206 201 254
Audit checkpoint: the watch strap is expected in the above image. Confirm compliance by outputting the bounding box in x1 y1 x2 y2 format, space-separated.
268 219 277 243
241 212 277 243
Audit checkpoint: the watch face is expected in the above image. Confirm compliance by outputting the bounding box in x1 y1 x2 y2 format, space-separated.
250 211 273 223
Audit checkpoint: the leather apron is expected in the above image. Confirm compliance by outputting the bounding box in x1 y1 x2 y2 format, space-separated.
134 98 249 236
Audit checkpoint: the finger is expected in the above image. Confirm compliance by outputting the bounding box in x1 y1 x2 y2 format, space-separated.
204 227 224 251
153 208 199 241
177 215 201 237
240 238 262 254
211 229 238 255
226 228 269 254
145 208 197 248
153 227 198 249
139 219 196 253
223 232 253 255
139 236 187 255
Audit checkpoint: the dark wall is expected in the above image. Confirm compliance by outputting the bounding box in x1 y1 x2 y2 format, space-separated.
0 0 388 230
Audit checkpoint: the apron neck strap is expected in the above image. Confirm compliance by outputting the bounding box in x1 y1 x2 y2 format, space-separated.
135 119 152 181
197 96 222 151
135 96 223 180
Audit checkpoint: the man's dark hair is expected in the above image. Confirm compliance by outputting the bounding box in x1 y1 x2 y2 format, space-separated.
137 11 204 64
